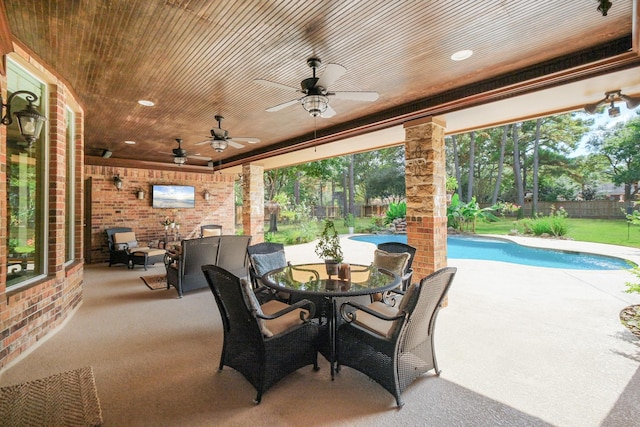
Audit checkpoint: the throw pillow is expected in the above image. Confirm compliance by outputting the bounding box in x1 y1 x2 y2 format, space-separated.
239 278 273 337
250 251 287 276
373 249 410 277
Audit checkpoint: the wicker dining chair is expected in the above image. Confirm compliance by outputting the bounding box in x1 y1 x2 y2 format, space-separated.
202 265 319 404
337 267 457 407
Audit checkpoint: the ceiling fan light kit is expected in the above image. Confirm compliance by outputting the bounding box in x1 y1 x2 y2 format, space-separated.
211 139 228 152
194 115 260 153
255 57 379 118
584 90 640 116
302 94 329 117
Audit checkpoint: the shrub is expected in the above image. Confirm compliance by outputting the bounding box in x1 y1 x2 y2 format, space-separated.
385 202 406 224
520 205 569 237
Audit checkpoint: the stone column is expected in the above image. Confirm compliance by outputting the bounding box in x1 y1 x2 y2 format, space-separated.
242 163 264 243
404 117 448 279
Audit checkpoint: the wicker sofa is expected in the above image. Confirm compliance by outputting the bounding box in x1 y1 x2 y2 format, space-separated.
165 235 252 297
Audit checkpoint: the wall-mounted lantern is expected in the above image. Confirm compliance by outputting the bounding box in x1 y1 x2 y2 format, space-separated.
137 188 146 200
113 174 123 190
203 189 210 201
1 90 47 147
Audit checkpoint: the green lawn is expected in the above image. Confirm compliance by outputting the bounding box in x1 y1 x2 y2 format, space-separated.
475 218 640 248
264 217 640 249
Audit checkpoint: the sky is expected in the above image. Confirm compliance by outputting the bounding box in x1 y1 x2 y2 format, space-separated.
574 102 638 157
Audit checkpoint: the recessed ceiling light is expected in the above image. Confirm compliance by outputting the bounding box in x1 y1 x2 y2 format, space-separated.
138 99 155 107
451 50 473 61
124 140 136 145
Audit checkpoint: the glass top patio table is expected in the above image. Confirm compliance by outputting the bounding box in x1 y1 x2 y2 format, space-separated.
262 262 400 379
261 263 400 297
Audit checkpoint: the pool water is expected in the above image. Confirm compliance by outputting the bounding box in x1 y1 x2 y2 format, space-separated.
349 234 632 270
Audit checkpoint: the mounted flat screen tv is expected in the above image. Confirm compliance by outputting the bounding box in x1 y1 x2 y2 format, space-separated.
152 185 195 208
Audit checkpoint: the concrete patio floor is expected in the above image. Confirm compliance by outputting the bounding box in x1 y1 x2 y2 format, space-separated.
1 234 639 426
286 234 640 426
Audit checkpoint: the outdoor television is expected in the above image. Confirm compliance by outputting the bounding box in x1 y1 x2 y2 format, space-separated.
152 185 195 208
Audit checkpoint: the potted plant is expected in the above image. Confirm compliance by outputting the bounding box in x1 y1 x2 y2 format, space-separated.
315 219 343 276
346 213 356 234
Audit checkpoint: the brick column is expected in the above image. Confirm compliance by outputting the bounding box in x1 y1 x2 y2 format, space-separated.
404 117 448 280
242 163 264 243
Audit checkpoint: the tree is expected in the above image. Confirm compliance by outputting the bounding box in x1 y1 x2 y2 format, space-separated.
532 118 541 215
512 122 525 214
491 125 508 204
467 131 476 202
587 115 640 202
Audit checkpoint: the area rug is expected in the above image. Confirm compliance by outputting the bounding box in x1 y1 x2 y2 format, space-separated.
140 274 167 290
0 366 103 426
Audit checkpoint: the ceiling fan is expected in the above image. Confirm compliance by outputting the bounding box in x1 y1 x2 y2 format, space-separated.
195 115 261 152
160 138 211 165
254 57 379 118
584 90 640 116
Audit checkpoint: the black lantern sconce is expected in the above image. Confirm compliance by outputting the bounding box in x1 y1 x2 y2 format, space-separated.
1 90 47 147
113 174 123 190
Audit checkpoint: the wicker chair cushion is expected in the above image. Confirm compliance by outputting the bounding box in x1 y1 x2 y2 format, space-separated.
131 247 165 257
239 279 308 337
261 300 309 337
353 282 418 338
373 249 410 276
202 228 222 237
113 232 139 250
250 251 287 276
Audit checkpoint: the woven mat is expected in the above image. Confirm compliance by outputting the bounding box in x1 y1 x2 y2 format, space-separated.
0 366 103 426
140 274 167 290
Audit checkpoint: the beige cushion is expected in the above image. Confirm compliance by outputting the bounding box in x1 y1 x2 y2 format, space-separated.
261 300 308 337
239 278 307 338
373 249 410 276
113 232 136 244
353 282 418 339
131 247 165 257
202 228 222 237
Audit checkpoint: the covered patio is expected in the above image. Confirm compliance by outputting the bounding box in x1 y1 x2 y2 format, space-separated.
1 236 639 426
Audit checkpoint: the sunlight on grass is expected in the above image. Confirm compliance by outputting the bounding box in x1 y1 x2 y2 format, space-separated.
266 217 640 249
475 218 640 248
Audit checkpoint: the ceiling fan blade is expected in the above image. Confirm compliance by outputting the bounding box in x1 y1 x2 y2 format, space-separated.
321 104 337 118
316 63 346 89
330 91 379 102
620 94 640 109
227 140 244 149
188 154 212 160
266 98 300 112
254 79 299 92
194 139 212 146
230 136 260 143
584 96 607 114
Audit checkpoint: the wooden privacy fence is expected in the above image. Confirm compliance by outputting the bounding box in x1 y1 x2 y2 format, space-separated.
234 200 635 226
496 200 634 219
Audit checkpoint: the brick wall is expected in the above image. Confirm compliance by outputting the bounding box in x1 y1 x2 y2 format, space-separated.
1 46 84 370
85 165 236 263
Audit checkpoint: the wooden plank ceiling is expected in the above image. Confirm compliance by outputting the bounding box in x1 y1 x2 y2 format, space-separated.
2 1 637 171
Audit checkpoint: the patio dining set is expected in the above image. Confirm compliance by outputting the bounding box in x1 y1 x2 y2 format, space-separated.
203 241 457 407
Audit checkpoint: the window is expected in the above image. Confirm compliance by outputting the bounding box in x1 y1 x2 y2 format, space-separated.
65 107 75 263
6 59 48 287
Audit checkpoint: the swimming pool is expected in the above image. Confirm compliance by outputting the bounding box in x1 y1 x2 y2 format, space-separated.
349 234 632 270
